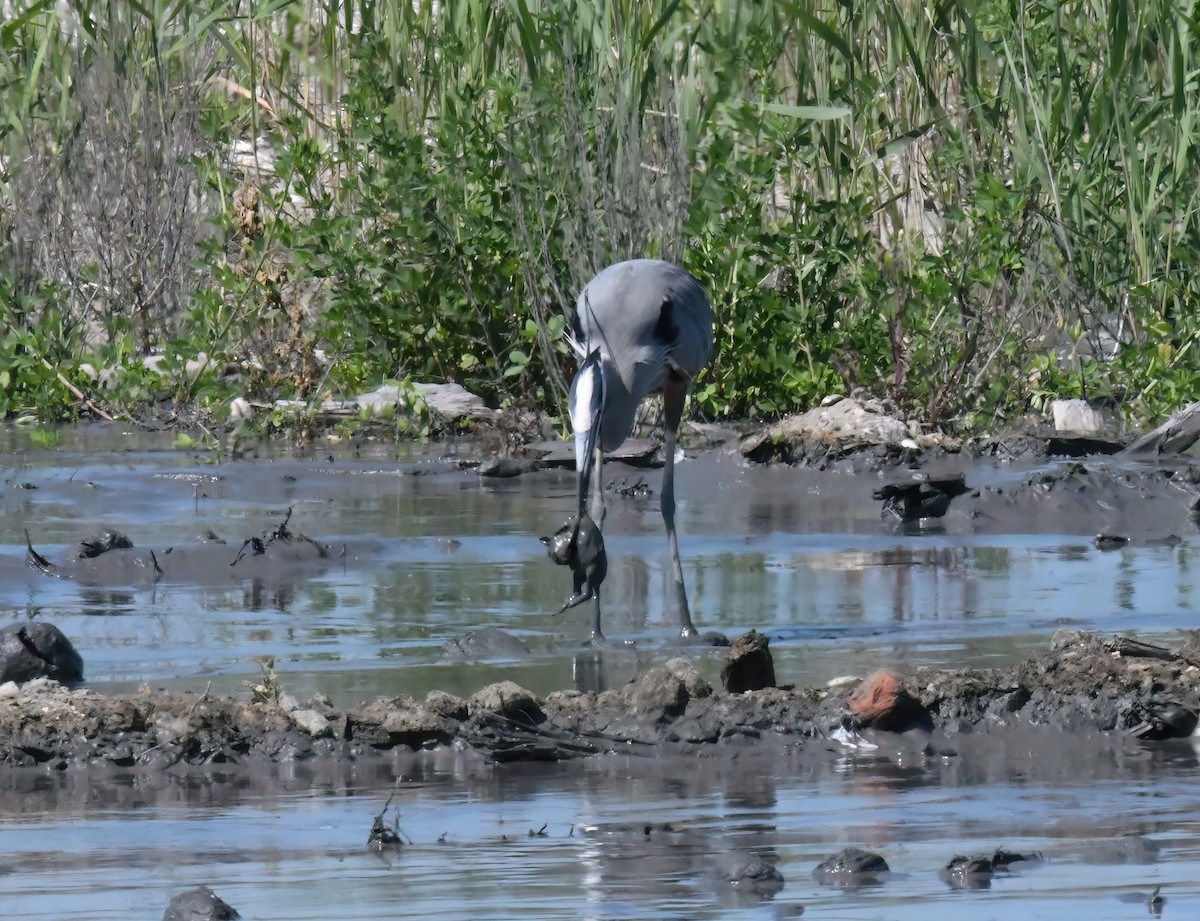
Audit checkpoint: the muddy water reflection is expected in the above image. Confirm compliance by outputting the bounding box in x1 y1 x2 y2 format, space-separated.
1 428 1199 918
3 741 1200 919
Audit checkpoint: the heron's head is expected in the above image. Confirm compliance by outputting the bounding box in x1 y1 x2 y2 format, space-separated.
569 348 605 508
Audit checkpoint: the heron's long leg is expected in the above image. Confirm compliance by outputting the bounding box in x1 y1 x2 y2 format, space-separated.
588 443 605 643
662 375 697 638
589 589 605 644
588 444 606 527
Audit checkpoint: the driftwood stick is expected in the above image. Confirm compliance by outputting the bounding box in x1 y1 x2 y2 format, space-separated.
42 359 115 421
1121 401 1200 456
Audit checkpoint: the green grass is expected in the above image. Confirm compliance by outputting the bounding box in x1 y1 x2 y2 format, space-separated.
1 0 1199 432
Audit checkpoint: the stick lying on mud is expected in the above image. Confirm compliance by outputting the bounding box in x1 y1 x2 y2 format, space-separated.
1105 634 1200 668
1121 401 1200 455
24 529 54 575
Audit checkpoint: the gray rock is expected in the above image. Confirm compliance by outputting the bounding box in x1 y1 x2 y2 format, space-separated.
477 456 540 478
721 630 776 693
290 708 332 738
624 665 689 717
441 626 531 660
665 657 712 699
349 698 458 749
812 847 889 887
468 680 544 722
355 382 491 423
163 885 239 921
724 851 785 888
0 623 83 685
709 850 786 907
939 854 994 890
424 690 468 720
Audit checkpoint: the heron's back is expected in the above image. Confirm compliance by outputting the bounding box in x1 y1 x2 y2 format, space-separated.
574 260 714 450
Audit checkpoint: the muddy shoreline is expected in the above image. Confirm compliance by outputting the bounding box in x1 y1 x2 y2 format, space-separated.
5 417 1200 917
5 411 1200 778
1 628 1195 780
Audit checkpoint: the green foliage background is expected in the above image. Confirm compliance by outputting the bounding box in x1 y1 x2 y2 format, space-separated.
1 0 1199 431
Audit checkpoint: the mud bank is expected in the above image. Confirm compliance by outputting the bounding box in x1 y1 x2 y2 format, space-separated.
0 629 1194 773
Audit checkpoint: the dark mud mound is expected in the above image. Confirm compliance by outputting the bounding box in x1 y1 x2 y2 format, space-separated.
970 460 1200 538
0 630 1196 773
23 508 348 590
0 622 83 685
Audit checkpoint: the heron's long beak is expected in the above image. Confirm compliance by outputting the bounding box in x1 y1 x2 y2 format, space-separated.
569 348 605 516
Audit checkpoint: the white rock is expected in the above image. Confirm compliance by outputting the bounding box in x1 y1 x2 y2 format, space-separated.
229 397 254 421
291 709 332 738
142 354 167 376
357 382 491 422
1051 399 1105 433
184 353 212 379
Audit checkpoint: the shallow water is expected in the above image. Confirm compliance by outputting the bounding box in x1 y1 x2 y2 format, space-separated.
1 425 1198 919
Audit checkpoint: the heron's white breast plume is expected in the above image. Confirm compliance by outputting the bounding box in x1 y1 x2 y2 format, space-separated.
569 349 605 479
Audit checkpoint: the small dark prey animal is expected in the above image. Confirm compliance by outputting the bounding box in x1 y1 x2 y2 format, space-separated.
541 512 607 633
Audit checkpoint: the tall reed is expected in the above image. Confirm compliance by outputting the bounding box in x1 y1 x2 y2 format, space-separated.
0 0 1197 425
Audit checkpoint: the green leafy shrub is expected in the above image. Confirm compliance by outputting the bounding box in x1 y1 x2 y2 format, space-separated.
1 0 1200 433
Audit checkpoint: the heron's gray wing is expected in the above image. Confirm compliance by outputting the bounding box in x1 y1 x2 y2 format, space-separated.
575 260 713 451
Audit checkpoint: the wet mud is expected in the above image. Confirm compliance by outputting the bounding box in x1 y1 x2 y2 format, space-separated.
3 411 1200 906
5 420 1200 776
0 626 1195 778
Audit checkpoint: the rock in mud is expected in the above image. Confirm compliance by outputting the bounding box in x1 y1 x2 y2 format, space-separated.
665 657 712 699
739 395 958 469
847 669 932 733
722 850 785 890
347 698 457 750
477 456 540 478
1051 398 1109 434
709 850 786 907
468 681 545 723
440 627 531 660
0 623 83 685
289 708 333 738
624 664 690 718
163 885 239 921
720 630 777 693
939 854 995 889
812 847 889 887
424 690 469 720
938 848 1041 889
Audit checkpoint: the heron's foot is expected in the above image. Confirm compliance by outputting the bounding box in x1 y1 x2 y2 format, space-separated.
678 627 730 647
555 590 595 615
583 633 635 649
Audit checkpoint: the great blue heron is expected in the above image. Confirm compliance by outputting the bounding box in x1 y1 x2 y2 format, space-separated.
547 259 714 643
